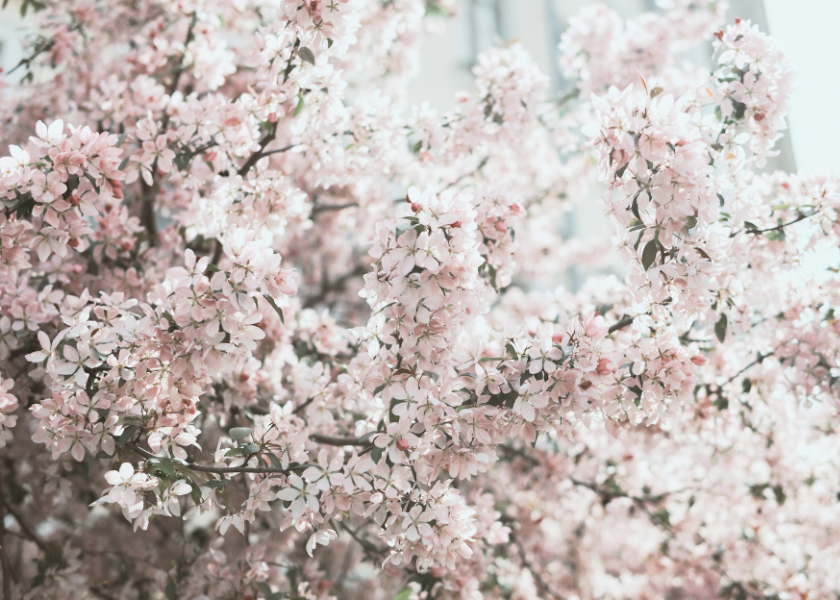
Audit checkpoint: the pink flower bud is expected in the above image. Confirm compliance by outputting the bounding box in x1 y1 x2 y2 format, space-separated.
396 438 410 452
691 354 709 366
494 220 507 232
596 357 615 376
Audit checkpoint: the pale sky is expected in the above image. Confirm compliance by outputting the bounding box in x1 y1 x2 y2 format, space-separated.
764 0 840 173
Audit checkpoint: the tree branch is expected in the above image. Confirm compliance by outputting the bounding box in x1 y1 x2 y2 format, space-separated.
512 534 567 600
312 202 358 216
237 125 278 177
608 315 634 334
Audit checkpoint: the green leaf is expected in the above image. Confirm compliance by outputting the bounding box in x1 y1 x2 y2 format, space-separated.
116 425 138 449
204 479 228 490
294 93 305 117
268 453 284 470
714 313 728 343
263 294 286 324
298 47 316 65
151 457 177 478
394 588 413 600
641 239 658 271
741 378 752 393
165 578 177 600
631 196 642 221
717 193 725 207
615 163 628 179
370 445 383 464
229 427 253 441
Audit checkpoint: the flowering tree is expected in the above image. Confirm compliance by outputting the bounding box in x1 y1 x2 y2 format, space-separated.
0 0 838 598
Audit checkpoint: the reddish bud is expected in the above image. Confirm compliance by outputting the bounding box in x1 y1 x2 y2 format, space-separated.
579 379 593 391
754 112 765 122
735 18 742 24
691 354 709 366
108 179 123 200
450 220 462 228
494 220 507 232
239 372 250 383
551 333 564 343
68 237 80 248
410 202 421 212
714 30 723 40
203 151 218 162
596 357 615 376
68 194 82 207
267 112 279 123
396 438 410 452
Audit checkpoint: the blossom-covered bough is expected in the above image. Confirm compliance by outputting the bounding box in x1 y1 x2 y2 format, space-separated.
0 0 838 598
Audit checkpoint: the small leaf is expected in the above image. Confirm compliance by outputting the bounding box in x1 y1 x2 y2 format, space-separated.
117 425 138 449
294 93 305 117
229 427 252 441
715 313 728 343
717 193 725 207
694 246 711 261
298 47 316 65
151 457 177 478
650 86 664 98
263 294 286 324
615 163 628 179
242 443 261 455
394 588 413 600
165 578 178 600
641 239 658 271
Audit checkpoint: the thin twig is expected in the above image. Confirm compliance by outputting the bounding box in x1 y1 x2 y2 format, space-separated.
0 495 48 553
498 444 539 466
512 535 566 600
312 202 359 216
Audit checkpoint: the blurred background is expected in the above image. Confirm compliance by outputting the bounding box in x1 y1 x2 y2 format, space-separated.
2 0 838 286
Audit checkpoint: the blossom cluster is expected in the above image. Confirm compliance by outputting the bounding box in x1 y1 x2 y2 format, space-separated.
0 1 838 599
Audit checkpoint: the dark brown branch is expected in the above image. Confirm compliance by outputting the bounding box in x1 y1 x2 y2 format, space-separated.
0 503 11 599
260 144 297 158
237 126 278 177
166 14 197 98
302 264 366 309
608 316 634 334
131 446 291 475
0 495 48 553
140 179 159 247
309 434 367 447
719 349 775 388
